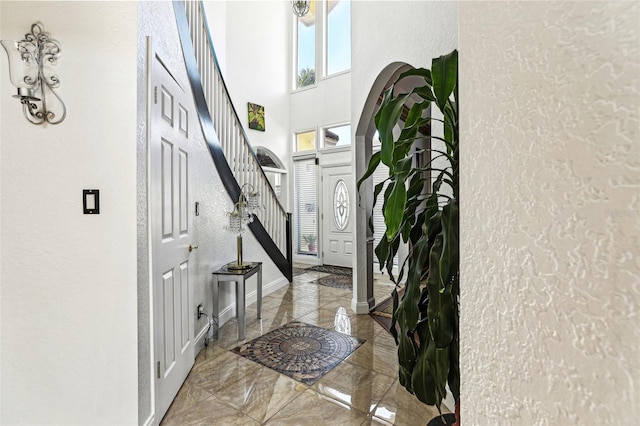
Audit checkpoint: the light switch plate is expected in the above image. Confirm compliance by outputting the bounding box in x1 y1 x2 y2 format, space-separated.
83 189 100 214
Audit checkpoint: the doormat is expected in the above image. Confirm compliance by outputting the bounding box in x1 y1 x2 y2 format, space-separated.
292 266 309 277
306 265 352 276
231 321 364 385
313 274 352 289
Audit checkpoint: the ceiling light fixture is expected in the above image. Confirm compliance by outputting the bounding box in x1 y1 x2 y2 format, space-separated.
292 0 310 17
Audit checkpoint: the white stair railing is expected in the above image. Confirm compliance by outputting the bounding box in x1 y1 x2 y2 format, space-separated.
175 0 292 279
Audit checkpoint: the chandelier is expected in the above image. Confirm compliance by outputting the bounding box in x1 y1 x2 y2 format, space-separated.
292 0 310 17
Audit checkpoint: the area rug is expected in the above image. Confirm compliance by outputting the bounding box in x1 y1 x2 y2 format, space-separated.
231 321 364 385
306 265 352 276
292 266 309 277
312 274 352 289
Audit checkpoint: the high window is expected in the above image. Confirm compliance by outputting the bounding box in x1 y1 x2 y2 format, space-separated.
325 0 351 76
293 0 351 90
295 3 316 89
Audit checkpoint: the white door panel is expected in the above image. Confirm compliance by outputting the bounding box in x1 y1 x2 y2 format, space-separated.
150 45 194 422
322 165 353 267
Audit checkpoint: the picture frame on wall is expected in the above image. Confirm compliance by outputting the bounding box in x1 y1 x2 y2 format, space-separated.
248 102 265 131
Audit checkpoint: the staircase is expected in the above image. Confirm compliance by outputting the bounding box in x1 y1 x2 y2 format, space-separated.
173 0 293 281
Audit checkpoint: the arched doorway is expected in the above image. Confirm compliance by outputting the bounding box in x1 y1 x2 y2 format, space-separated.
352 62 425 314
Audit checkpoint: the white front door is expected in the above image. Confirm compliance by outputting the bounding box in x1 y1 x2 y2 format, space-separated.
150 47 194 421
321 165 354 267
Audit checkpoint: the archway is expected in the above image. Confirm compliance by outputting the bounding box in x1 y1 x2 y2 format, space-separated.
351 62 414 314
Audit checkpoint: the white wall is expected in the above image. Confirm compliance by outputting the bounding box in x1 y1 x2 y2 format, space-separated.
205 0 291 175
0 2 4 422
0 2 138 424
460 1 639 424
350 1 458 313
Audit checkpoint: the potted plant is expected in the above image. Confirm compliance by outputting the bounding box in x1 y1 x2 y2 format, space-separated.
357 50 459 424
303 234 317 252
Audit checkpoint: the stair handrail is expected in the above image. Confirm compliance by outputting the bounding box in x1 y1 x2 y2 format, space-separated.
173 0 292 281
182 0 286 216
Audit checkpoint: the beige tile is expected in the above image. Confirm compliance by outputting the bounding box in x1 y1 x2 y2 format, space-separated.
294 271 332 282
195 343 228 363
296 292 343 308
319 297 357 313
162 380 213 419
265 300 320 319
212 367 308 423
312 361 395 415
345 341 399 379
371 381 444 425
160 395 259 426
297 308 344 330
370 327 398 349
347 313 380 340
261 292 297 311
188 350 262 394
265 388 369 426
214 319 269 349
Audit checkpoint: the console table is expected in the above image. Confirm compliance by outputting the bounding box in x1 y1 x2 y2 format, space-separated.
211 262 262 340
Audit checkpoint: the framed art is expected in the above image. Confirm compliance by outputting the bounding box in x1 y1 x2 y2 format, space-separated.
248 102 265 131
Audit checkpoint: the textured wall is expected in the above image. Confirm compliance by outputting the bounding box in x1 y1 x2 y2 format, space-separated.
1 2 138 424
460 2 639 424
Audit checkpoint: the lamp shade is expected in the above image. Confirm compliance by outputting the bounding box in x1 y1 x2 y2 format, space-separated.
1 40 38 90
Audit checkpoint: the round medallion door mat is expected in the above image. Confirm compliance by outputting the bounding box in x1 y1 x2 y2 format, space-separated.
314 274 353 289
306 265 352 276
231 321 364 385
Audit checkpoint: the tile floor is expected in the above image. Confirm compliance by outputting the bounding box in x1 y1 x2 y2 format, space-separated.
160 269 446 425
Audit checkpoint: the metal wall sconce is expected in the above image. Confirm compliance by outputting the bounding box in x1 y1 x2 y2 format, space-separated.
1 23 66 125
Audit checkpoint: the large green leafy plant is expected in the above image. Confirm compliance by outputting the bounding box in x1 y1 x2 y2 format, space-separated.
358 50 459 415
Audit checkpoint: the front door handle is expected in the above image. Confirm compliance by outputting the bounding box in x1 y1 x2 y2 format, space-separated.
189 244 198 252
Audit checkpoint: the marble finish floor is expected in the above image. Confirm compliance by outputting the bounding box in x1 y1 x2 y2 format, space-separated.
160 269 446 425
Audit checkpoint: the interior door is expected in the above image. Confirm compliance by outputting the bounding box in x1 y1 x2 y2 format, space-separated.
321 165 354 267
150 47 194 421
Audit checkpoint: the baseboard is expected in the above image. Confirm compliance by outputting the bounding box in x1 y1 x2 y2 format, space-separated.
351 298 371 315
217 276 289 327
142 413 155 426
195 322 209 345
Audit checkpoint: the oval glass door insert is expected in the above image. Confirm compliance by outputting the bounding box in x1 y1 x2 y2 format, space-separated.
333 179 349 231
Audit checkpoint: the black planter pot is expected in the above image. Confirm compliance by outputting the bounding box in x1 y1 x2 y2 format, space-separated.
427 413 456 426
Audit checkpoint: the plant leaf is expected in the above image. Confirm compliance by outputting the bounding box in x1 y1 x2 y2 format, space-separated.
368 180 387 232
396 67 432 86
376 91 411 166
384 180 407 240
432 50 457 112
356 151 381 193
439 199 459 289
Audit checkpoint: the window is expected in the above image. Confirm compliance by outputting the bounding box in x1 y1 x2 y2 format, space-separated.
326 0 351 76
321 124 351 149
293 159 318 256
256 147 286 203
296 1 316 89
295 130 316 152
293 0 350 89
